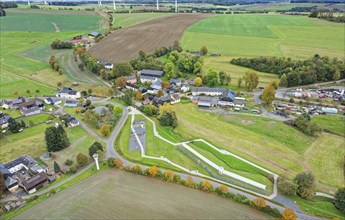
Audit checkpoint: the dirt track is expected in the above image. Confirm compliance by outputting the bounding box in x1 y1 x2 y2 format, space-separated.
88 13 210 63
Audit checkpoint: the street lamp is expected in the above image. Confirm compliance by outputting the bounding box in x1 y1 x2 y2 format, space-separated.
93 153 100 171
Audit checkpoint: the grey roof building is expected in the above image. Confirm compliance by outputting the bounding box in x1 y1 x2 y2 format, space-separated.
139 69 164 77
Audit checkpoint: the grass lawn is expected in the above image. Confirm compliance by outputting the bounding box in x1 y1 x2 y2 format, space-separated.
182 14 345 59
311 115 345 136
290 195 345 220
0 122 54 163
0 11 101 32
1 109 23 119
304 133 345 191
21 113 52 126
112 13 173 28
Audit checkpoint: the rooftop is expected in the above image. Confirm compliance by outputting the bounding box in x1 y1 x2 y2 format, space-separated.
139 69 164 77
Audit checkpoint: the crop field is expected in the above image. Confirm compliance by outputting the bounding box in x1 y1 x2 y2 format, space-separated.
14 170 270 219
311 115 345 136
88 13 210 63
228 3 327 11
112 13 173 28
181 14 345 59
0 10 101 32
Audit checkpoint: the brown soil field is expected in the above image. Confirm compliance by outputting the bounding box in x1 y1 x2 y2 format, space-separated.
6 9 98 16
14 170 270 219
88 13 210 63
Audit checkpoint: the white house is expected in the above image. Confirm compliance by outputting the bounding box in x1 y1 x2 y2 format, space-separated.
140 75 157 84
56 87 81 99
170 94 181 105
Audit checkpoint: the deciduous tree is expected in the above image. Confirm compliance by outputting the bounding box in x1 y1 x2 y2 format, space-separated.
100 123 111 137
200 180 212 191
135 91 142 101
77 153 88 166
217 185 228 194
115 76 127 88
237 77 243 87
294 171 316 200
253 197 267 208
164 62 175 79
200 45 208 56
114 158 123 168
261 84 275 106
157 90 163 98
185 176 194 187
194 77 202 87
279 74 288 87
244 70 259 91
149 166 159 177
278 177 297 195
282 208 297 220
164 170 174 182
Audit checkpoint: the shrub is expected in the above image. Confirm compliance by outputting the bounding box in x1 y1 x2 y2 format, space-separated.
252 197 267 208
107 157 115 167
217 185 228 195
164 170 174 182
282 208 297 220
199 180 213 192
148 166 159 177
64 159 73 166
69 165 78 174
278 177 297 195
76 153 88 166
132 165 142 174
114 158 123 168
334 187 345 212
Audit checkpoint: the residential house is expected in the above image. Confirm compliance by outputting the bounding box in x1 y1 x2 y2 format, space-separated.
170 94 180 105
5 177 18 193
21 172 49 194
44 97 61 105
65 114 79 127
0 100 10 110
192 87 227 96
65 100 78 107
125 75 137 84
150 79 162 91
0 115 11 129
138 69 164 78
56 87 81 99
170 79 182 87
153 96 171 106
126 83 139 92
11 97 26 108
0 163 11 179
142 98 151 106
181 84 190 93
19 99 45 116
4 155 38 174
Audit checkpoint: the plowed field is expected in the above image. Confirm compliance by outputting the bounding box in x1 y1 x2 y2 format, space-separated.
88 13 209 63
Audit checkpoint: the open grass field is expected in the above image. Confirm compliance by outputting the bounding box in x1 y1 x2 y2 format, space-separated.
228 3 327 11
304 133 345 191
88 13 210 63
1 10 101 32
0 122 54 163
203 56 279 86
181 14 345 59
14 170 270 219
112 13 173 28
311 115 345 136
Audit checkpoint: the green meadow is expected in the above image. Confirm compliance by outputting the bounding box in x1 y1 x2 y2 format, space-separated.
0 11 101 32
182 14 345 59
112 13 173 28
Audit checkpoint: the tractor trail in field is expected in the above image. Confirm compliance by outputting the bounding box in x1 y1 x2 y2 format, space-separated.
51 22 60 32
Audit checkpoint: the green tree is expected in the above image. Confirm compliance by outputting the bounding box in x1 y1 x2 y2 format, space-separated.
334 70 341 81
278 177 297 195
294 171 316 200
54 161 61 173
279 73 288 87
164 62 175 79
113 106 123 116
135 91 142 101
172 40 182 52
237 77 243 87
112 62 134 79
205 70 220 87
200 45 208 56
143 105 153 116
261 84 276 106
244 70 259 91
77 153 88 166
193 61 203 75
88 88 93 96
45 125 70 152
107 157 115 167
334 187 345 212
194 77 203 87
8 118 21 133
158 103 177 128
122 90 133 106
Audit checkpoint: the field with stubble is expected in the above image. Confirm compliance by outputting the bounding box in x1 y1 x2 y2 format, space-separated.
14 170 269 219
88 13 209 63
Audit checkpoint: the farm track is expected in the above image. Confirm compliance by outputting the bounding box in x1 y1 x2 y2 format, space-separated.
6 9 98 16
88 13 210 63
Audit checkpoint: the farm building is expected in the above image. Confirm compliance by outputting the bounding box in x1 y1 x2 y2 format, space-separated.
88 32 101 38
220 90 235 103
21 172 49 194
56 87 81 99
126 83 139 92
192 87 227 96
19 99 45 116
198 96 219 108
138 69 164 78
65 100 78 107
140 75 158 84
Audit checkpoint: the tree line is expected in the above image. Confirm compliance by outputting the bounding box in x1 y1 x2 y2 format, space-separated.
230 54 345 87
51 39 74 49
309 9 345 23
0 2 17 8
